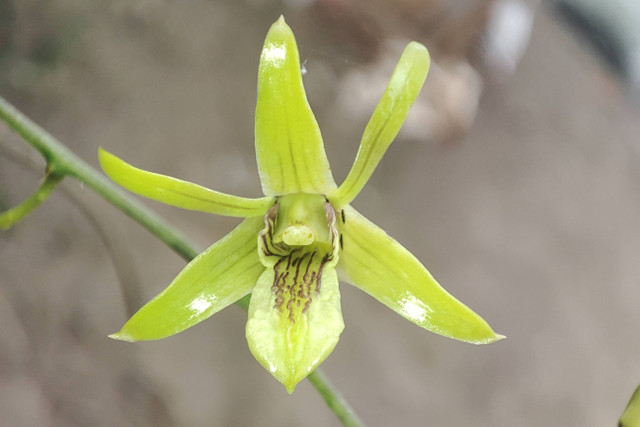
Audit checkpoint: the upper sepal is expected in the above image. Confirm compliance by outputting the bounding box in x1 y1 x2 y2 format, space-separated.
255 16 336 196
337 205 503 344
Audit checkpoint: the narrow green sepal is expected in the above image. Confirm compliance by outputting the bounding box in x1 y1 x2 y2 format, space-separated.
99 148 274 218
110 216 265 341
330 42 430 208
337 205 503 344
255 16 337 196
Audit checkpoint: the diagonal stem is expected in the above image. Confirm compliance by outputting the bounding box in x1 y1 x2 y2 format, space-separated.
307 369 364 427
0 171 63 230
0 95 362 427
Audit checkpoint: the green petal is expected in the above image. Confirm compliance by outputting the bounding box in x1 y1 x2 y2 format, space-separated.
246 199 343 392
110 216 265 341
255 16 336 196
620 384 640 427
99 148 274 217
329 42 430 208
337 205 502 344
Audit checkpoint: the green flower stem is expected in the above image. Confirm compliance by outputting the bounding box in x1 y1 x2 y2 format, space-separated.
307 369 363 427
0 95 362 427
0 171 63 230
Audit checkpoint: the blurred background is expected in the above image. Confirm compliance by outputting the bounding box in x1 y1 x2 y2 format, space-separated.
1 0 640 425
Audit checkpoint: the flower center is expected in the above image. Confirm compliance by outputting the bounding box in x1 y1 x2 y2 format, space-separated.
258 193 339 321
281 224 315 246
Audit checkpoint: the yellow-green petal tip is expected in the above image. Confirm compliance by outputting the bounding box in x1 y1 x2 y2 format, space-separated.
476 333 506 345
108 331 134 342
407 40 428 53
284 377 300 394
266 14 292 42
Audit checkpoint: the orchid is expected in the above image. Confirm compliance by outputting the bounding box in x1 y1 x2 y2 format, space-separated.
99 16 502 393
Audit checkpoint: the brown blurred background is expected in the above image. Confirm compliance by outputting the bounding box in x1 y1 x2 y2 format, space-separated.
2 0 640 425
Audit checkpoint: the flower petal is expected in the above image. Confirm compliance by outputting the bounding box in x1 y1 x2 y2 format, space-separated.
110 216 265 341
329 42 430 208
255 16 336 196
337 205 503 344
99 148 274 217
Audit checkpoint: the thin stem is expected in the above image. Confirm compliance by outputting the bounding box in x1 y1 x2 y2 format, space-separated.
0 171 63 230
0 96 362 426
307 370 364 427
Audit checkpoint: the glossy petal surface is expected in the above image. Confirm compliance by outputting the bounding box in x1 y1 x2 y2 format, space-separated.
110 216 265 341
99 148 273 217
337 205 502 344
330 42 430 208
255 16 336 196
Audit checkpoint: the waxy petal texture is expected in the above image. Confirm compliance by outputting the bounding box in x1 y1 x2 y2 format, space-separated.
99 148 273 217
110 216 265 341
246 266 343 393
255 16 336 196
337 205 502 344
330 42 430 208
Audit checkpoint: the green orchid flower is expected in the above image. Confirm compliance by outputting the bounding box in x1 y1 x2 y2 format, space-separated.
99 16 502 393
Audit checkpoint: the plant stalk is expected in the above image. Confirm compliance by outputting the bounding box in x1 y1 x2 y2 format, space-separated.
0 171 63 229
